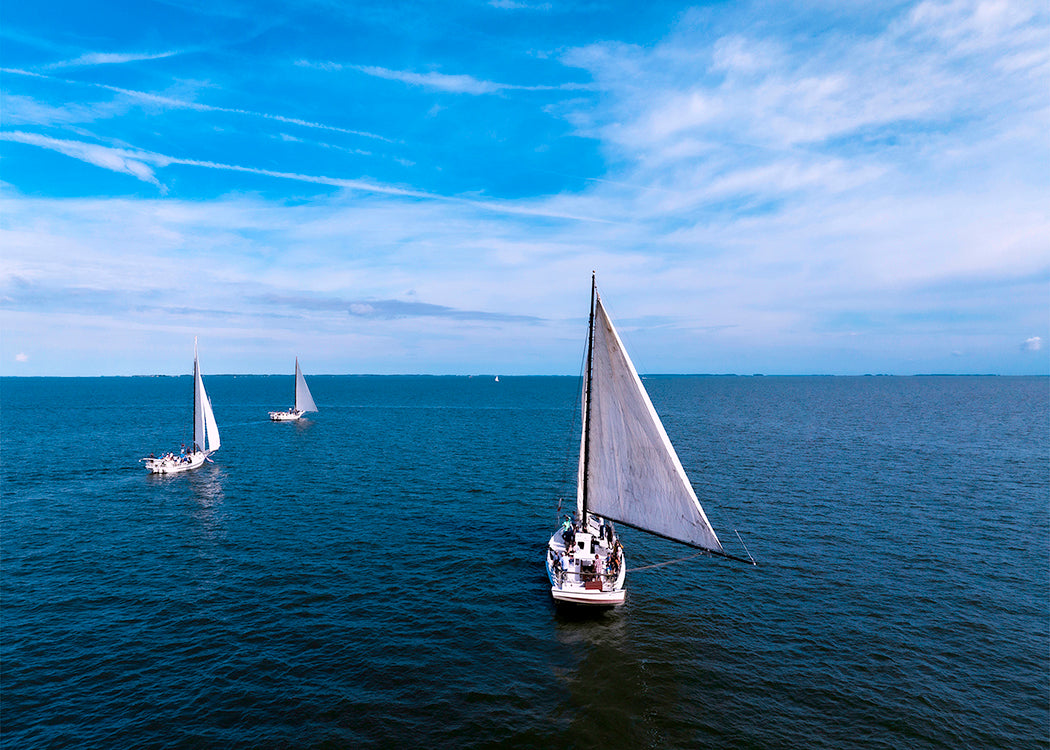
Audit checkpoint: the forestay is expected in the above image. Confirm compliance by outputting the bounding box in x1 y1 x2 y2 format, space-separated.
578 296 723 553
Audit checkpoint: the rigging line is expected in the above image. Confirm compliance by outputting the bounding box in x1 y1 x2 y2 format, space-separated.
627 551 708 573
555 278 592 516
553 308 589 516
735 529 756 565
581 272 596 523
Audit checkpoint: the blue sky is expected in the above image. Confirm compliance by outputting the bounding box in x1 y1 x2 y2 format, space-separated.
2 0 1048 376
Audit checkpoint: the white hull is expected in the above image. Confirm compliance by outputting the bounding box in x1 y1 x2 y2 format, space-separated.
546 515 627 607
269 409 303 421
143 451 209 475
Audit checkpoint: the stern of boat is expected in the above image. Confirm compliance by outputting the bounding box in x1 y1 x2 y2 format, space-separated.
546 521 627 607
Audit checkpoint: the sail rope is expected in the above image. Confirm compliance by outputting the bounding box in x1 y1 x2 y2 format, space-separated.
627 551 708 573
552 320 590 518
734 529 755 564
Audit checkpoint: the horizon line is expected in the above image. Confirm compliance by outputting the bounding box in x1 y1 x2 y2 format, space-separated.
0 372 1035 379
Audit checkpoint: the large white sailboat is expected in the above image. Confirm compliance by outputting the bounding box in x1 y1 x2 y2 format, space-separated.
142 339 221 475
269 358 317 421
546 275 753 606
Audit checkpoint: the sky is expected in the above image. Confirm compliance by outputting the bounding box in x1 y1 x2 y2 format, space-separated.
2 0 1048 376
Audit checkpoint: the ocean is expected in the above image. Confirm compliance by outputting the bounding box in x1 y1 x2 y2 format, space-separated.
2 374 1047 748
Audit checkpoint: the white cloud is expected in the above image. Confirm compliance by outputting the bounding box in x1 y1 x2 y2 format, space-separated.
294 59 345 72
0 94 122 126
711 35 779 75
46 51 182 69
488 0 552 10
349 64 589 94
1022 336 1043 351
565 0 1049 165
352 64 502 94
15 353 29 362
0 130 613 223
1 131 164 188
1 68 393 142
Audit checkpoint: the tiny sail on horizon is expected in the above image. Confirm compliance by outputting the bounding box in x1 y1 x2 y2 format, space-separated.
142 338 219 474
270 358 317 421
546 274 751 607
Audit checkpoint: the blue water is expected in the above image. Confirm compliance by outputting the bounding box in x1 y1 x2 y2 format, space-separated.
2 375 1047 748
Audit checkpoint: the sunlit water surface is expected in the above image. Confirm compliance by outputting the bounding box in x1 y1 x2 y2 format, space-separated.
3 375 1047 748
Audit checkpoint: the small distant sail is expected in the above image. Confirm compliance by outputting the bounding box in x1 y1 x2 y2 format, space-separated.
579 296 723 554
294 359 318 413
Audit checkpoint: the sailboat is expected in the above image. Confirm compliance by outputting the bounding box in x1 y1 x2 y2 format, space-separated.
546 274 753 606
142 339 221 474
269 358 318 421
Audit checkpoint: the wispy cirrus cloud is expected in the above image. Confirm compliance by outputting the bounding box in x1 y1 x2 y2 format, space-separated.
0 130 415 194
557 0 1050 222
0 130 612 223
1 131 164 188
1 67 393 141
258 294 545 323
296 59 590 94
45 50 183 69
488 0 552 10
352 64 505 95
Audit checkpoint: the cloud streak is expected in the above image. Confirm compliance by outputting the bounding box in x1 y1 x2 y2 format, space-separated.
1 131 164 188
259 294 546 323
1 67 393 142
45 50 183 68
297 60 590 95
0 130 615 223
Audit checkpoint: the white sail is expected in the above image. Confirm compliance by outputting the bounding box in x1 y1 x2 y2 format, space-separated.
580 295 723 554
193 344 220 453
294 359 317 413
201 378 220 452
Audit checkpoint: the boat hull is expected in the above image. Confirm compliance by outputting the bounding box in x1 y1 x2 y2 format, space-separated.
269 410 303 421
547 558 626 606
546 519 627 607
143 451 208 474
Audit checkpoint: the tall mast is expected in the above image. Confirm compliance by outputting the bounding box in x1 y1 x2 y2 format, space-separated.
192 337 199 452
581 272 596 524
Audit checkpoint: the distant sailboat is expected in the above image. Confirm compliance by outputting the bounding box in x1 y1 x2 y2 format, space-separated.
142 339 220 474
269 358 318 421
546 274 753 606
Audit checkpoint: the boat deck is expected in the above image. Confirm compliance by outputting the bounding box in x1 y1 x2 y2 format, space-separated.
547 517 626 606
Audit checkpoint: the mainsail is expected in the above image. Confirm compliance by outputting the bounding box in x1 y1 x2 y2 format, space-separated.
193 344 220 453
577 294 723 554
294 359 317 413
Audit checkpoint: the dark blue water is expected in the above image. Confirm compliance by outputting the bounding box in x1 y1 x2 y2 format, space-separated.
2 375 1047 748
